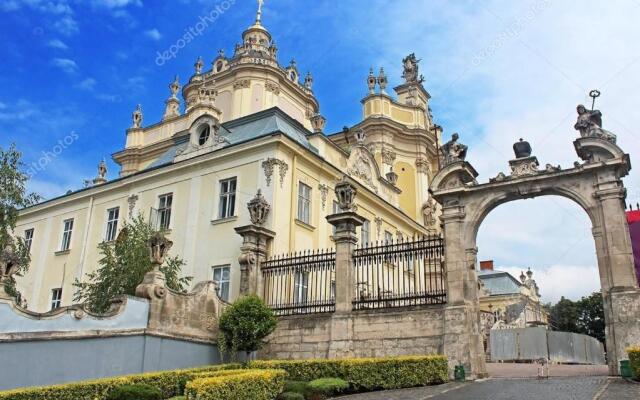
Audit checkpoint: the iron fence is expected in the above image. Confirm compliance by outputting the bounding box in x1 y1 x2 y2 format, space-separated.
352 235 446 310
262 249 336 316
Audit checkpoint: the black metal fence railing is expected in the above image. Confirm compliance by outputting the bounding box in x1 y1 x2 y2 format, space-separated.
262 249 336 316
352 235 446 310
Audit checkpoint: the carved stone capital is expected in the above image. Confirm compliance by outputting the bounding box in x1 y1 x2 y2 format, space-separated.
509 156 540 177
262 158 289 188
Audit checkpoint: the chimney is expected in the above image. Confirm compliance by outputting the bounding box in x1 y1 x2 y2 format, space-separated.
480 260 494 271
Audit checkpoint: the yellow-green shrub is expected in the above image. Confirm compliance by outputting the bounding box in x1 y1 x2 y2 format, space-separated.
249 355 448 390
0 364 241 400
628 346 640 379
185 369 286 400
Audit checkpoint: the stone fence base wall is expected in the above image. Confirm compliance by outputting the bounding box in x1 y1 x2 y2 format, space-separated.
261 306 446 360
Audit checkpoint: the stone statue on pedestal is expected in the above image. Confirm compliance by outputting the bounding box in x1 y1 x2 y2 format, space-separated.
440 133 468 166
574 104 616 143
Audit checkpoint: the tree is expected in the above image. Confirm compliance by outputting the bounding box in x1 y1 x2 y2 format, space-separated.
548 291 605 345
218 295 277 359
576 291 605 343
73 215 192 313
0 143 41 306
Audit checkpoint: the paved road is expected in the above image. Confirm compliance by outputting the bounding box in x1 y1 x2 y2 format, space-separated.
336 378 640 400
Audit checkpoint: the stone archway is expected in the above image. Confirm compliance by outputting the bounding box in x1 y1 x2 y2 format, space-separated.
432 132 640 377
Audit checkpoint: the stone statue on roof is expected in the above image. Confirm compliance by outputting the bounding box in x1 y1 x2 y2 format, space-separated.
402 53 424 84
574 104 616 143
440 133 467 166
132 104 143 129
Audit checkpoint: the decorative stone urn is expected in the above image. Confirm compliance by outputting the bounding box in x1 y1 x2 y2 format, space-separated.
247 189 270 225
148 232 173 268
335 177 357 211
310 113 326 133
513 138 532 158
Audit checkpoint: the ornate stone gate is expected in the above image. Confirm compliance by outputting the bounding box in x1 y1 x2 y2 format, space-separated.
431 106 640 376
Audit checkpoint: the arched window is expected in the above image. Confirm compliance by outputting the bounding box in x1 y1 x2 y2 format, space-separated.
198 125 211 146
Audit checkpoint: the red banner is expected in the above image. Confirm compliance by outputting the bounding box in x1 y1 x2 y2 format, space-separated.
626 210 640 286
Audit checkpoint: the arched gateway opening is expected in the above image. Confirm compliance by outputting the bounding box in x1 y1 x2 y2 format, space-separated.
431 120 640 378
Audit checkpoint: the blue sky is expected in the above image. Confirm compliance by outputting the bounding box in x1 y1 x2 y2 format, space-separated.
2 0 640 302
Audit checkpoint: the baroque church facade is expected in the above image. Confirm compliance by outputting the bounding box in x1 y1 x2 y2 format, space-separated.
15 5 442 312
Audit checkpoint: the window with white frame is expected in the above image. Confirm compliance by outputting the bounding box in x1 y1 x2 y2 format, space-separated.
331 201 340 234
158 193 173 230
212 265 231 301
361 219 371 244
60 219 74 251
51 288 62 310
218 178 237 219
24 228 34 252
384 230 393 244
297 182 312 224
294 270 309 303
105 207 120 242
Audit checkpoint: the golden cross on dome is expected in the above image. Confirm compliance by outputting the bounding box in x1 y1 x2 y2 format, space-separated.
256 0 264 23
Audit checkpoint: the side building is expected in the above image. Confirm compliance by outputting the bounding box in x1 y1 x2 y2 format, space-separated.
14 8 442 312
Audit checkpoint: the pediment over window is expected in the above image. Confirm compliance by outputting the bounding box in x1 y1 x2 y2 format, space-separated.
174 114 229 162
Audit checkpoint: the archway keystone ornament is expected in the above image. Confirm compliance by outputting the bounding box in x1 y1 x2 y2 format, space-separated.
431 106 639 377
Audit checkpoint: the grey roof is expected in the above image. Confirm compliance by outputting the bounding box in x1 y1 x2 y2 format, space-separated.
478 270 522 296
145 107 316 170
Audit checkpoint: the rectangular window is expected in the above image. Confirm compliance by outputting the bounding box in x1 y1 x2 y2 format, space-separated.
297 182 312 224
361 219 370 244
384 230 393 244
332 201 340 234
24 228 34 252
158 193 173 230
294 271 309 303
218 178 237 219
105 207 120 242
51 288 62 310
60 219 74 251
212 265 231 301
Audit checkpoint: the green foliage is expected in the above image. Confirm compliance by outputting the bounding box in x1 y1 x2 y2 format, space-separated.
277 392 305 400
549 292 605 344
73 214 192 313
167 397 185 400
185 369 286 400
307 378 349 399
628 347 640 380
104 384 162 400
282 381 309 394
0 364 242 400
218 295 277 357
0 143 41 306
249 355 449 391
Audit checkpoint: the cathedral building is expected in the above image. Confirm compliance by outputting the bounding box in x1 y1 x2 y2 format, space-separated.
15 5 441 312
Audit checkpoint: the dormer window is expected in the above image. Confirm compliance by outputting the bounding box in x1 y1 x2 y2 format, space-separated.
198 125 211 146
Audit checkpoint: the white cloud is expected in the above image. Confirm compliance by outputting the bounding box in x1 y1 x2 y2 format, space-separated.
92 0 143 8
76 78 97 91
95 93 122 102
0 99 37 121
51 57 78 74
47 38 69 50
144 28 162 41
4 0 79 35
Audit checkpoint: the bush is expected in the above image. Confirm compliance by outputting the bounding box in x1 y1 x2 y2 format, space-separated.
218 295 277 358
305 377 350 399
185 369 286 400
0 364 241 400
249 355 448 390
629 347 640 379
282 381 309 395
278 393 305 400
105 384 162 400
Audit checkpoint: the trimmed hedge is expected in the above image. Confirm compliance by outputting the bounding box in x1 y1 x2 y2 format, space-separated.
185 369 286 400
249 355 448 390
629 347 640 379
0 364 241 400
105 384 162 400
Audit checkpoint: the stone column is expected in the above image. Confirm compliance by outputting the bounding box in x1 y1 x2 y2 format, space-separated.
326 178 365 358
235 190 275 298
440 201 487 379
235 225 275 297
594 182 640 374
